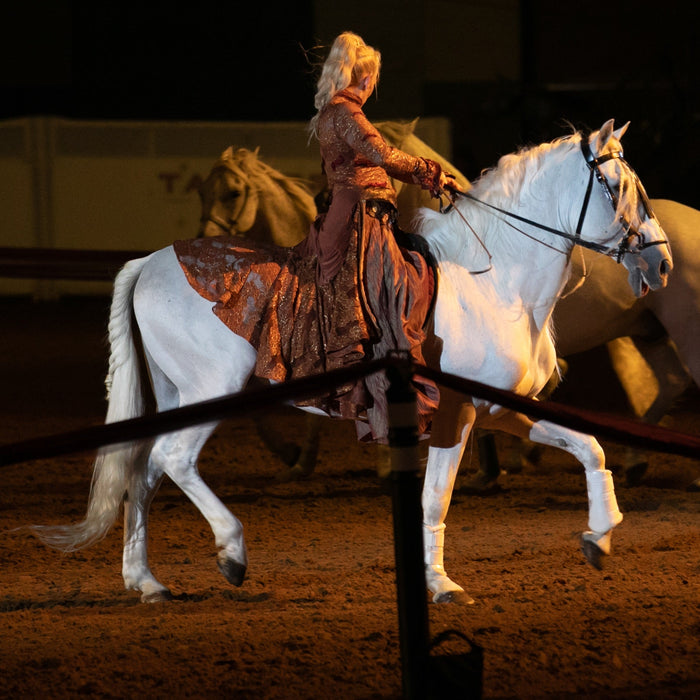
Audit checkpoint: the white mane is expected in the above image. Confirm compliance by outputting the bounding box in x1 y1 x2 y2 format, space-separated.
416 127 644 275
415 134 579 266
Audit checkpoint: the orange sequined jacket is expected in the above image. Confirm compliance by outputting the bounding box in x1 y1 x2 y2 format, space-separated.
317 89 442 204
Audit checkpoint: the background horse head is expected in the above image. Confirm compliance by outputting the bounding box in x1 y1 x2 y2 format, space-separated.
198 146 317 245
197 122 471 247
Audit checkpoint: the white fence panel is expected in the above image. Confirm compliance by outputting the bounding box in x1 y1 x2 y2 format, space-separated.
0 116 452 296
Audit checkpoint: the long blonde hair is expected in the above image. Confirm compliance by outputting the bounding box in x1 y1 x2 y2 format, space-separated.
308 32 381 139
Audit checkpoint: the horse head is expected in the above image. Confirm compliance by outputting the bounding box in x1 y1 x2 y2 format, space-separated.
575 119 673 298
198 147 260 237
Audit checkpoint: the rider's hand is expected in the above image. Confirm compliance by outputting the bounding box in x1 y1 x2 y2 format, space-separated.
439 171 463 194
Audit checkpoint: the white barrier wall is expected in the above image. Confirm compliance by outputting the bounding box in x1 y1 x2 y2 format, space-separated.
0 119 37 294
0 116 453 296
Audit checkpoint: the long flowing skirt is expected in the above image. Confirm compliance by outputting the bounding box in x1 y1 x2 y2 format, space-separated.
174 200 438 441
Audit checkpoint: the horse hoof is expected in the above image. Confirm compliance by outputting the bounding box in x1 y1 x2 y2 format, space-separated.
465 470 500 491
625 461 648 486
278 444 302 467
217 557 246 586
141 589 173 604
581 536 605 571
432 589 475 605
276 463 312 483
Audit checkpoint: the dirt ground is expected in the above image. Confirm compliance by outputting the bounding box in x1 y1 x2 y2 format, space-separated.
1 295 699 699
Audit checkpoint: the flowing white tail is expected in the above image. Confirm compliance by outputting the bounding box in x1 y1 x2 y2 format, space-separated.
33 256 151 551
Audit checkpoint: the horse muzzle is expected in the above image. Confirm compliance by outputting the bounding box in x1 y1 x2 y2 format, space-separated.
623 225 673 297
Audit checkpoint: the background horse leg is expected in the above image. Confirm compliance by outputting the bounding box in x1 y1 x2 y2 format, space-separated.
607 335 693 485
274 413 323 482
255 412 303 470
422 389 476 604
294 414 322 476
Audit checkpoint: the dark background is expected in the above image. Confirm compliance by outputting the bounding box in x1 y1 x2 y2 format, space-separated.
2 2 699 207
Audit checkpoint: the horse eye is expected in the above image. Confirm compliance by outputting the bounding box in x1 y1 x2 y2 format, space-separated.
221 190 241 203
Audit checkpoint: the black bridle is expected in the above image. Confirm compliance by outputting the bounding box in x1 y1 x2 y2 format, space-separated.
447 131 669 264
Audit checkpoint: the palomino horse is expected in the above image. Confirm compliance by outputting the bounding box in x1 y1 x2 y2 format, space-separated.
555 199 700 485
33 120 672 605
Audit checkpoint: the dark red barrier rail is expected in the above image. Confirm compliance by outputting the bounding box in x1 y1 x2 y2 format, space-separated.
2 355 700 469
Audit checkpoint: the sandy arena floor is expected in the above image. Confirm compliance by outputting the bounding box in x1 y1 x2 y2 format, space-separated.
1 296 699 698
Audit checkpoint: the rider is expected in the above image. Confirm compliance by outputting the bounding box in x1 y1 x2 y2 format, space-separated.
301 31 463 440
175 31 462 442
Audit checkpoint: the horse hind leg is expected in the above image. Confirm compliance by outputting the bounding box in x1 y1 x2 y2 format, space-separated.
122 447 171 603
120 359 183 602
149 424 248 589
255 411 302 470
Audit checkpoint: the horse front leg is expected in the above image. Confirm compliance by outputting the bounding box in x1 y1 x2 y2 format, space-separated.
485 411 623 569
531 418 622 566
422 390 476 604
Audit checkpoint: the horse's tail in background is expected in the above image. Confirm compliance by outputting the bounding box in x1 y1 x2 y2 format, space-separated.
33 256 152 551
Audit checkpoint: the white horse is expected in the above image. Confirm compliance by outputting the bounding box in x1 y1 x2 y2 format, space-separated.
33 120 672 605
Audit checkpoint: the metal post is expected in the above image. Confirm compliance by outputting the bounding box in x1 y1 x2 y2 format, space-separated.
387 354 429 699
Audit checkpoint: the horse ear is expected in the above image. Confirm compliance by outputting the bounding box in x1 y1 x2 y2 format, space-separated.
613 121 630 141
594 119 616 152
221 146 233 161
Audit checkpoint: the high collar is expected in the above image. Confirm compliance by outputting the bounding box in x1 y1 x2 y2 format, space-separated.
332 88 364 106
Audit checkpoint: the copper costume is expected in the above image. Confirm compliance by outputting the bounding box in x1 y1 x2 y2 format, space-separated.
174 89 442 441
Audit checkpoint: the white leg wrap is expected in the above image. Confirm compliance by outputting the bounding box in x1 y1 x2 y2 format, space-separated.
586 469 623 534
423 522 469 602
423 523 447 574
